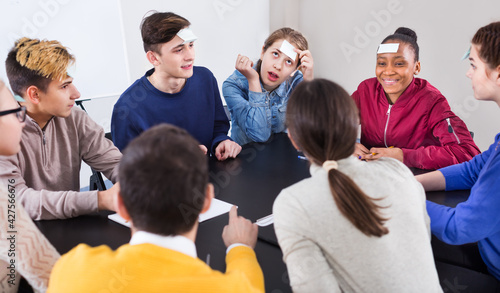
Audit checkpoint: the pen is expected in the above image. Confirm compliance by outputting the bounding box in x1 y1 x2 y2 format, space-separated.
364 146 395 157
256 214 273 224
255 214 274 226
373 146 394 155
298 155 307 160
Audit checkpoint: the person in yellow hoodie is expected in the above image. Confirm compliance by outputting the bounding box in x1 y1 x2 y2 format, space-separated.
47 123 264 293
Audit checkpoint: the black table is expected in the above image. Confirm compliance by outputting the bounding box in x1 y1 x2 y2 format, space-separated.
34 133 492 292
35 134 308 292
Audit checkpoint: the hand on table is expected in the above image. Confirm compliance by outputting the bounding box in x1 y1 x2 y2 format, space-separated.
353 142 370 158
215 139 242 161
222 206 258 249
360 147 404 163
199 144 208 155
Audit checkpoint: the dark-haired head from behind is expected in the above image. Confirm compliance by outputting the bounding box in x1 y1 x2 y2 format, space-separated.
287 79 389 237
382 27 419 62
286 79 358 164
118 123 208 236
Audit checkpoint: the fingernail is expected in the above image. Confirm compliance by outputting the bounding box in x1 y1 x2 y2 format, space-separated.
358 156 362 159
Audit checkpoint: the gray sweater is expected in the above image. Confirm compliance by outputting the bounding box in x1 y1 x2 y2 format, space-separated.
0 107 121 220
273 156 442 293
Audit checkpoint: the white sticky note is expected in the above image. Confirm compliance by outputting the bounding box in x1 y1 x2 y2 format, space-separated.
108 198 235 228
108 213 131 227
66 64 76 78
461 47 471 61
280 39 297 60
14 95 25 102
377 43 399 54
177 28 198 44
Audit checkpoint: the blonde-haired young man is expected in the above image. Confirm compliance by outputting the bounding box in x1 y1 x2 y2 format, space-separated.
0 38 122 220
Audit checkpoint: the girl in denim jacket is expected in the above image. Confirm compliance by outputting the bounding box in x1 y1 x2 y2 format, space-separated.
222 28 314 145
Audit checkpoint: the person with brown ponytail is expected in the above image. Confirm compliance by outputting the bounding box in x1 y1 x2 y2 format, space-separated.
273 79 442 292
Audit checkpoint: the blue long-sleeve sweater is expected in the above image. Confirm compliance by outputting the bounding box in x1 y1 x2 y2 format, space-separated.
427 133 500 280
111 67 230 152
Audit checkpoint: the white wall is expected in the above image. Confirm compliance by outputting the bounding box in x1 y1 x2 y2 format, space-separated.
3 1 498 188
0 0 131 101
120 0 269 95
85 0 269 188
1 0 269 189
272 0 500 151
1 0 130 188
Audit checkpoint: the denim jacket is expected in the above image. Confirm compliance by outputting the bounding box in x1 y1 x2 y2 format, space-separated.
222 68 303 145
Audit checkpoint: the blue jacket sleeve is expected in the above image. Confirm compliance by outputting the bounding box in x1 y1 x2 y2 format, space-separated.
428 136 500 245
210 76 231 153
439 138 494 191
222 73 272 143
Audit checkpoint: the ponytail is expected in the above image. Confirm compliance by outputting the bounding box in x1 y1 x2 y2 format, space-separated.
327 169 388 237
286 79 390 238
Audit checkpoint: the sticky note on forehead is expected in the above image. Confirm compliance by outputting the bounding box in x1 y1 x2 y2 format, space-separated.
67 64 76 77
461 47 471 61
280 40 297 60
377 43 399 54
177 28 198 44
14 95 25 102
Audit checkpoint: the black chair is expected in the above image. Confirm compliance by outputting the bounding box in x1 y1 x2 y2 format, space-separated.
223 104 231 121
436 261 500 292
76 100 108 191
88 164 107 191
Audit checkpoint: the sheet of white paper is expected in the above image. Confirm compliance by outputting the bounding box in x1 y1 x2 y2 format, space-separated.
108 198 234 228
177 28 198 44
377 43 399 54
199 198 234 222
108 213 131 227
280 39 297 60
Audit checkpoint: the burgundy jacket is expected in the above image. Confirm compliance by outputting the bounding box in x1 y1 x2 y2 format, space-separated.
352 77 480 170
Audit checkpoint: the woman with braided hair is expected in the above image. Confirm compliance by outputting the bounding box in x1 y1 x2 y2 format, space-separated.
352 27 480 170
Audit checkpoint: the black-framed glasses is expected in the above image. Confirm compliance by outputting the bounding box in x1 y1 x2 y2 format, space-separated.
0 106 26 122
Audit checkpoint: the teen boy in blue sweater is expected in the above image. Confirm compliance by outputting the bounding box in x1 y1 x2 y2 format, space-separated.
417 22 500 281
111 12 241 161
